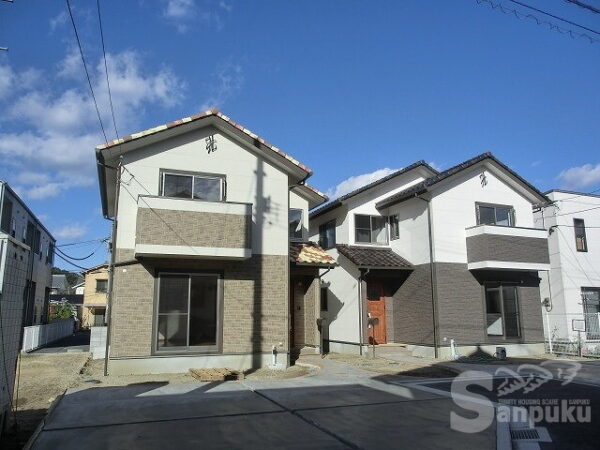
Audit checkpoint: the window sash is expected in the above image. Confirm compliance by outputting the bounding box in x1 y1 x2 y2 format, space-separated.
477 204 515 227
319 221 336 249
96 280 108 293
355 215 389 244
389 215 400 240
485 285 521 339
289 209 303 240
574 219 587 252
161 172 224 201
156 273 220 352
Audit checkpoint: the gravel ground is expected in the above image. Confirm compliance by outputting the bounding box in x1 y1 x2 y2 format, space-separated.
3 353 90 450
325 353 458 378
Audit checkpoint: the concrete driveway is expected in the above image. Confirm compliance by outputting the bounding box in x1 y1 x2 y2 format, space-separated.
28 363 495 450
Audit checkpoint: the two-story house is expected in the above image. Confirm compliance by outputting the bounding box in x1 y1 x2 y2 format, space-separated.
81 264 109 328
0 181 55 435
535 190 600 345
310 153 550 359
95 110 335 375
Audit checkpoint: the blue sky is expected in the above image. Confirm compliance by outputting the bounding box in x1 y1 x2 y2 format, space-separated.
1 0 599 270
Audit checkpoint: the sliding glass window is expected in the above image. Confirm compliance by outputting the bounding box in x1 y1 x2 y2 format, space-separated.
156 273 220 352
485 284 521 339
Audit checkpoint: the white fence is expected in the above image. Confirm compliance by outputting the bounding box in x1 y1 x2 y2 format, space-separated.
544 312 600 357
21 318 74 353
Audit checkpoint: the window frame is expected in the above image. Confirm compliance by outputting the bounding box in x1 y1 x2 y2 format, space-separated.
289 208 304 241
582 287 600 340
160 170 226 202
319 220 336 250
96 279 108 293
389 214 400 241
1 197 12 234
153 271 223 355
574 218 588 252
476 203 516 227
484 284 521 340
354 214 389 245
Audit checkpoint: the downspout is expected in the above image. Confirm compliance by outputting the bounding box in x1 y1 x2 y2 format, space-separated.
103 158 122 377
358 268 370 356
416 195 439 359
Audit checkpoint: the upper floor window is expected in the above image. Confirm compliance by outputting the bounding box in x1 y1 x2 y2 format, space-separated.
389 214 400 241
161 172 225 202
0 197 12 234
289 209 303 240
319 220 336 250
355 214 388 245
46 242 54 265
574 218 587 252
477 203 515 227
96 279 108 293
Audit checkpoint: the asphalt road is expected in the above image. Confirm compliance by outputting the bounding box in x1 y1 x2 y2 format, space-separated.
32 330 90 354
419 377 599 450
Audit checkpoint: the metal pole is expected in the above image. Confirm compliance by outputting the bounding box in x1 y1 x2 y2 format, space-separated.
545 309 553 354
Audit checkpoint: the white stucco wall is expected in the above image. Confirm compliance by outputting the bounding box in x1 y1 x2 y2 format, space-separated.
430 167 538 264
116 126 289 256
535 191 600 340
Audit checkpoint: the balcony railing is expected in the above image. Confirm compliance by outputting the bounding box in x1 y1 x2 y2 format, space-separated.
135 195 252 259
465 224 549 271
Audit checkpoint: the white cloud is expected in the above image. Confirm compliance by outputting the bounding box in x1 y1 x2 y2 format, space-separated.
428 161 442 172
531 160 542 167
0 64 15 100
53 223 88 241
557 163 600 190
0 49 186 199
200 61 243 110
326 168 398 200
50 11 68 32
162 0 230 33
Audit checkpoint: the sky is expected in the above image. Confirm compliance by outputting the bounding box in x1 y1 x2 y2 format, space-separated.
0 0 599 271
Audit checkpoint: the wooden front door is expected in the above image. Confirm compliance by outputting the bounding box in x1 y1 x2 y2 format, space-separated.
367 281 386 344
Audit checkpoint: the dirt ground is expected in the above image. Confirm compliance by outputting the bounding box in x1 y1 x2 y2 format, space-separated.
325 353 458 378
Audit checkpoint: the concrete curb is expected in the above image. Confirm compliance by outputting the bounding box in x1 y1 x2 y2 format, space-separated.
23 389 66 450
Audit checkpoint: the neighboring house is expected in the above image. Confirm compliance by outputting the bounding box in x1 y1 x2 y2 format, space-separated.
95 109 334 375
50 274 69 295
81 264 109 328
310 153 550 359
73 281 85 295
534 190 600 344
0 181 55 435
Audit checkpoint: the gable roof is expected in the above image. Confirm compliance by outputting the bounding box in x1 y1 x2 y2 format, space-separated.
375 152 549 209
96 109 321 217
309 161 438 219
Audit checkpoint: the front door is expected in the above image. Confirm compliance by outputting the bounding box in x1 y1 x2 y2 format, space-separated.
367 281 386 344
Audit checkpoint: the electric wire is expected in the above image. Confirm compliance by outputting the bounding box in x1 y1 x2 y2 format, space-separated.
65 0 109 143
55 240 106 261
57 237 109 248
54 251 91 271
475 0 600 43
508 0 600 35
563 0 600 15
96 0 119 141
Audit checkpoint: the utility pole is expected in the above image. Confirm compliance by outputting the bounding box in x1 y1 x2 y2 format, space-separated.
1 0 13 51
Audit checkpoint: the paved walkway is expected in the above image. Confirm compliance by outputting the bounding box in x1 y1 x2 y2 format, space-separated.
29 357 495 450
32 330 90 354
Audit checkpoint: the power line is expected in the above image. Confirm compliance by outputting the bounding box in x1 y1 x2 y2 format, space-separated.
55 240 106 261
551 187 600 202
475 0 600 43
57 237 109 248
508 0 600 35
564 0 600 15
65 0 109 143
96 0 119 141
54 251 90 271
553 204 600 217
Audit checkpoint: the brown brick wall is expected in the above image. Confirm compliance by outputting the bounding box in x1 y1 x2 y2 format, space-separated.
435 263 545 345
136 208 251 249
390 265 435 346
291 272 319 349
110 249 288 358
466 234 549 264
